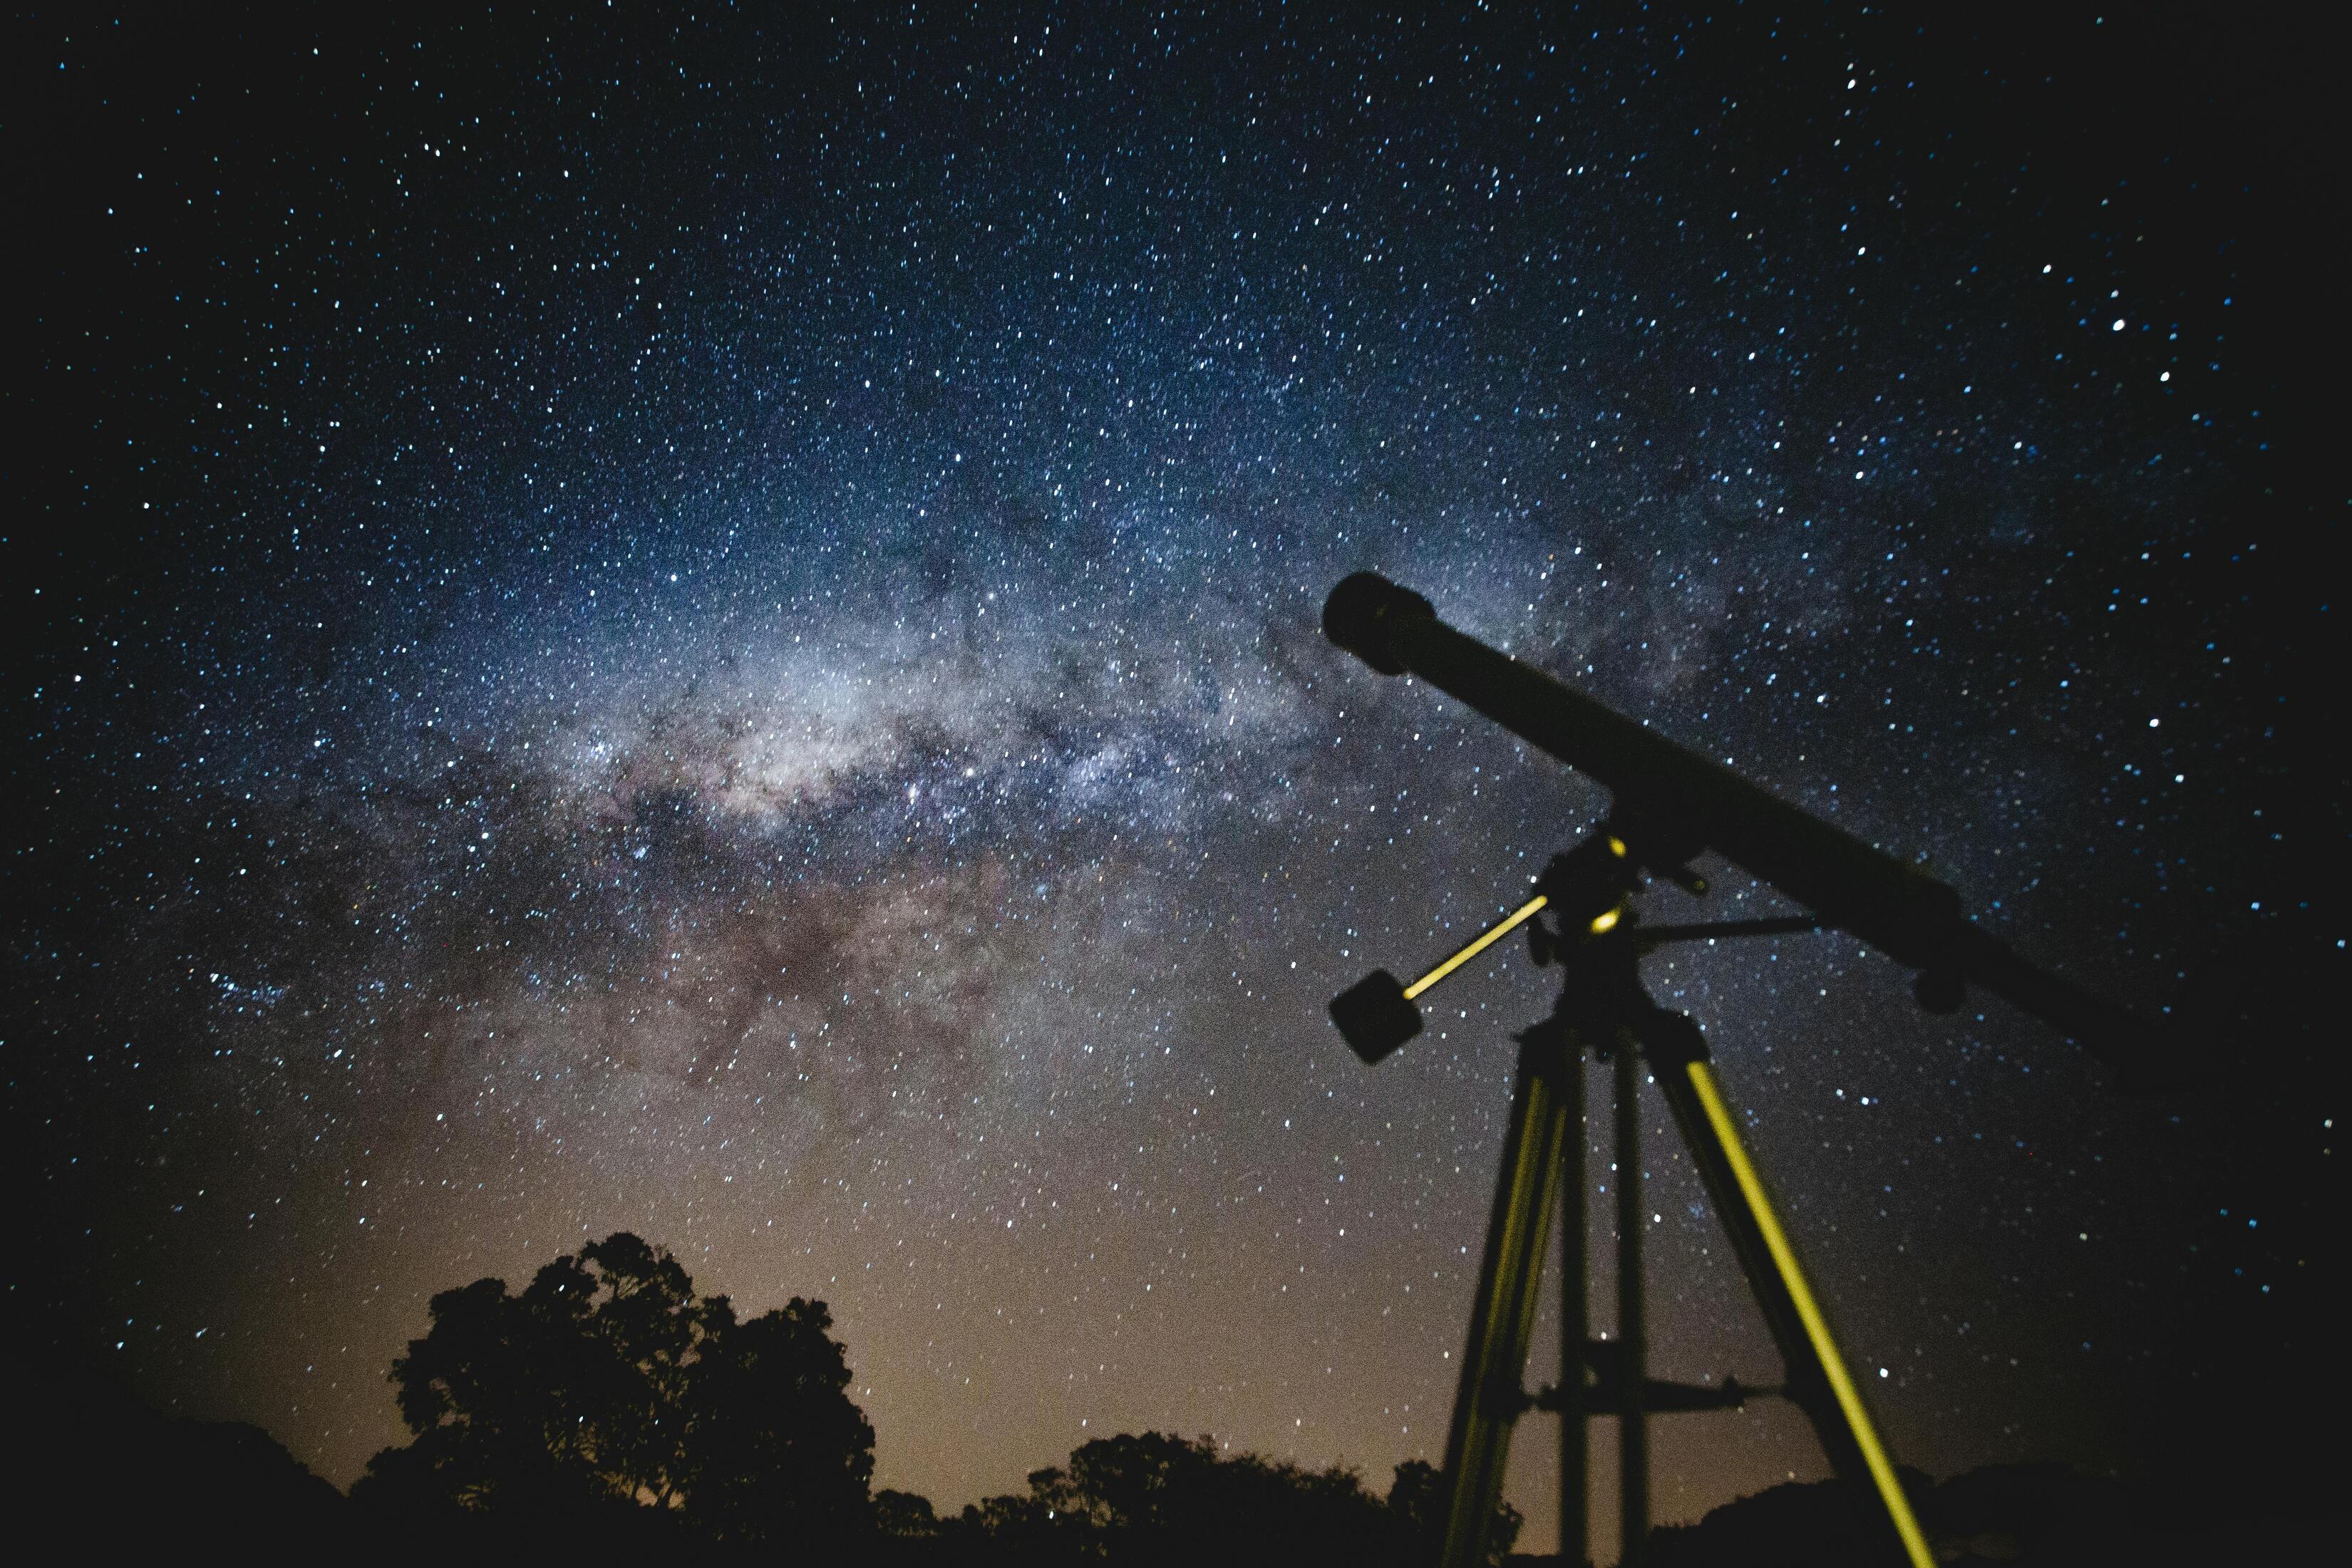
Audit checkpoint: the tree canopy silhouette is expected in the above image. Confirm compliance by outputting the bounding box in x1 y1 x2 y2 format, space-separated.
944 1430 1521 1567
352 1232 872 1545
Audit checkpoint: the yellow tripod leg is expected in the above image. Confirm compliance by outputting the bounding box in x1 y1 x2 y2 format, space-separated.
1679 1058 1935 1568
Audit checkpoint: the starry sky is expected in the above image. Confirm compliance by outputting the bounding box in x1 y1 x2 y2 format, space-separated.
11 5 2335 1553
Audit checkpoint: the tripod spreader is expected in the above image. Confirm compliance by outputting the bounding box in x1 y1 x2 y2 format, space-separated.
1529 1359 1775 1418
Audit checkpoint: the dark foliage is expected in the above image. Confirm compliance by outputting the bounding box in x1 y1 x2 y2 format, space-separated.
32 1233 2325 1562
685 1295 877 1543
935 1431 1519 1567
350 1231 872 1551
24 1324 2331 1568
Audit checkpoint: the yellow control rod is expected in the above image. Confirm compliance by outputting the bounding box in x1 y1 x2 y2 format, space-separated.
1681 1059 1936 1568
1404 894 1550 1000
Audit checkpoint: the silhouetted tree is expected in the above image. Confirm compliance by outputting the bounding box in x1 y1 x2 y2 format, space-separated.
1383 1457 1443 1532
875 1487 943 1537
684 1295 876 1545
354 1232 872 1547
949 1431 1520 1567
1386 1456 1523 1567
1061 1430 1218 1534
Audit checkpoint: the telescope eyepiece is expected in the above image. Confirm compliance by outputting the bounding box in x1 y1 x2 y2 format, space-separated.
1323 572 1435 676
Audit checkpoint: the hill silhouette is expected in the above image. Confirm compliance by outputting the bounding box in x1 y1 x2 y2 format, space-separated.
26 1367 346 1554
1641 1460 2330 1567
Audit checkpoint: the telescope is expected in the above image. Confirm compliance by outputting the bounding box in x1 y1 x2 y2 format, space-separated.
1317 573 2165 1568
1323 571 2161 1082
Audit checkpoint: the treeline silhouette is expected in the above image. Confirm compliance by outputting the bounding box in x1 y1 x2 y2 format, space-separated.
332 1232 1517 1562
24 1234 2321 1562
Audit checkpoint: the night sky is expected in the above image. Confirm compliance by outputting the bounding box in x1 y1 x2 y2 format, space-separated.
11 6 2334 1553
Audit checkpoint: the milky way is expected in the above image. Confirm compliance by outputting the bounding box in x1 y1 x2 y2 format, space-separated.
14 7 2328 1551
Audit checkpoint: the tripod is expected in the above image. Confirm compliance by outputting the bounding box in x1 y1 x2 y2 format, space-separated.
1335 827 1935 1568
